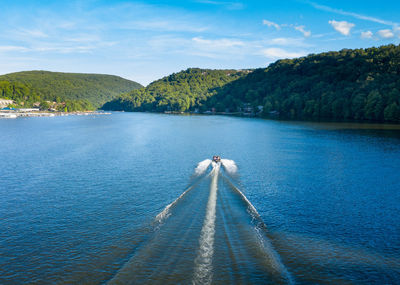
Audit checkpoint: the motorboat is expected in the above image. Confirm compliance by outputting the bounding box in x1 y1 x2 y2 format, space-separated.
212 155 221 163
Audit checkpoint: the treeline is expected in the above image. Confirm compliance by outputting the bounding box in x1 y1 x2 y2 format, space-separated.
102 68 251 112
0 70 143 108
103 44 400 123
0 80 93 111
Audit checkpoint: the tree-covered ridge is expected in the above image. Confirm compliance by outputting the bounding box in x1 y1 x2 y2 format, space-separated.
102 68 252 112
217 44 400 122
103 44 400 123
0 70 143 108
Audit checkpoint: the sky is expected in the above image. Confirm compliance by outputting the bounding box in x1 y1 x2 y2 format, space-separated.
0 0 399 85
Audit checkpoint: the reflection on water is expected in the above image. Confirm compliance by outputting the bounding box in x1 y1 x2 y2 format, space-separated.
288 120 400 140
297 121 400 130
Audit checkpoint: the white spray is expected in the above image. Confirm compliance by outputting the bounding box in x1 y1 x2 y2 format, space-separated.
221 159 238 175
193 164 220 284
194 159 212 176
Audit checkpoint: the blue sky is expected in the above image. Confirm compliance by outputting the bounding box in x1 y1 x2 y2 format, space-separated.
1 0 399 85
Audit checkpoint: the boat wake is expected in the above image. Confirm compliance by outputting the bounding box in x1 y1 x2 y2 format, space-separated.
108 158 293 284
193 164 220 284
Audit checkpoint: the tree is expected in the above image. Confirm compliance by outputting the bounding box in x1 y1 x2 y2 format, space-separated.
39 101 50 110
384 102 400 122
365 90 384 121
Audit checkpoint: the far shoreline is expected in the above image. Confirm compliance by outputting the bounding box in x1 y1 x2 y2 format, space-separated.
0 109 111 119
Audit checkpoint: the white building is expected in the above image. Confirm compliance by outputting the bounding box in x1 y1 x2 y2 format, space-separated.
18 108 40 112
0 99 14 108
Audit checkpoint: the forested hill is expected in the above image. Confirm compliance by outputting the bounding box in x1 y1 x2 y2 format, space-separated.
216 44 400 122
0 71 142 108
103 44 400 123
101 68 252 112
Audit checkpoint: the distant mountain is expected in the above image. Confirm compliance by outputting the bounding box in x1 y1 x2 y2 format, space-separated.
0 70 143 108
103 44 400 123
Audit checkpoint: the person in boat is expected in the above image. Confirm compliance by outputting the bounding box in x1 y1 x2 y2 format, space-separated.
213 155 221 163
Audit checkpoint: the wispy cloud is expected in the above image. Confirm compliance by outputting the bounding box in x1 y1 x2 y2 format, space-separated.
263 21 311 38
0 46 29 52
377 29 394 39
262 19 280 30
309 2 398 26
190 37 247 58
195 0 244 10
144 35 247 59
267 37 312 47
33 46 94 54
329 20 355 36
64 35 102 43
0 44 94 54
192 37 245 48
124 20 208 33
261 47 306 59
294 25 311 37
16 29 48 38
361 31 373 39
395 26 400 38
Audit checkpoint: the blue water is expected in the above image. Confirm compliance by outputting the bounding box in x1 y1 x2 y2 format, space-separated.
0 113 399 284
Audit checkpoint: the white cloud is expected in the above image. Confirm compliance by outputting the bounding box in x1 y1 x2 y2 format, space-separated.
0 44 93 54
377 29 394 38
294 25 311 37
395 26 400 38
64 35 101 43
196 1 244 10
267 37 312 47
310 2 398 26
145 36 248 59
261 48 306 59
361 31 373 39
17 29 48 38
0 46 29 52
263 19 280 30
33 45 94 54
125 20 208 33
328 20 355 36
192 37 245 48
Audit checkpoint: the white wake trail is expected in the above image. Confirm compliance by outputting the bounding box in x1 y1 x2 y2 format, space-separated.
194 159 212 176
221 159 238 175
222 175 294 284
155 160 212 225
155 184 197 225
193 164 220 285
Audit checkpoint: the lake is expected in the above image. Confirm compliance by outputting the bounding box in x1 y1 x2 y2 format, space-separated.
1 113 399 284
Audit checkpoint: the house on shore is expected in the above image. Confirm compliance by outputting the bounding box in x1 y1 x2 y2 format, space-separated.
0 99 14 108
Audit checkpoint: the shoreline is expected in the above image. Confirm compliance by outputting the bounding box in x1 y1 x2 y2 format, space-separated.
0 110 111 119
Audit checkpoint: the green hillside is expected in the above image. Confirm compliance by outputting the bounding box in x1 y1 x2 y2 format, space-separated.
102 68 251 112
103 44 400 123
215 44 400 122
0 70 142 108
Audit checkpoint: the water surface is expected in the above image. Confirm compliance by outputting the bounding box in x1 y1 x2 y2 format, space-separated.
0 113 399 284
